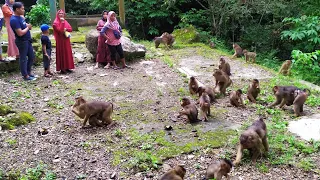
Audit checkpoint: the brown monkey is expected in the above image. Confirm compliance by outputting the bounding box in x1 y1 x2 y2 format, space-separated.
72 99 104 127
229 89 245 108
268 86 299 108
209 40 215 48
154 32 175 49
198 86 216 103
279 60 291 76
213 69 232 96
205 159 233 180
199 92 211 121
178 98 199 123
188 76 199 95
247 79 260 103
243 49 257 63
233 117 268 166
160 165 186 180
292 89 310 117
72 96 114 128
232 43 243 58
218 56 231 76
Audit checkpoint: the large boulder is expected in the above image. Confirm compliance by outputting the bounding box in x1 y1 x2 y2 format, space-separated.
85 29 146 61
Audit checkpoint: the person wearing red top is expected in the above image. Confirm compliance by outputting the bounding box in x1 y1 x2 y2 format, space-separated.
2 0 19 58
53 9 74 74
95 10 111 69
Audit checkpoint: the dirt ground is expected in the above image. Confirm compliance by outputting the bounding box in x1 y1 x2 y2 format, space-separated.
0 43 319 180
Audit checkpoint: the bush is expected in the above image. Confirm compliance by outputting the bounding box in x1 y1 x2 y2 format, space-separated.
26 4 51 26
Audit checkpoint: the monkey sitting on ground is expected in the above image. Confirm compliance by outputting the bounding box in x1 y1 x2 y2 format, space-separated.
229 89 245 108
242 49 257 63
205 159 233 180
213 69 232 96
247 79 260 103
199 92 211 121
160 165 186 180
279 60 291 76
154 32 175 49
72 96 114 128
188 76 199 95
218 56 231 76
268 86 299 108
198 86 216 103
232 43 243 58
233 117 268 166
178 97 199 123
292 89 310 117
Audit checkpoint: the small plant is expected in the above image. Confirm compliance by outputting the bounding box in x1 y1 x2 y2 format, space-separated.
257 163 269 173
5 138 17 146
114 129 123 138
79 142 91 149
162 56 174 68
141 143 153 150
298 158 315 171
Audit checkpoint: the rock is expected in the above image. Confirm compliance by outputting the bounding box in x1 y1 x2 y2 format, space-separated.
74 52 85 63
110 172 116 179
187 155 195 159
162 163 172 171
85 29 146 61
43 109 49 112
34 149 40 155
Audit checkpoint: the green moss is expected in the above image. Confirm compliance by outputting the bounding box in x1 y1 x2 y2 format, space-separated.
172 25 200 44
0 105 13 116
0 112 35 130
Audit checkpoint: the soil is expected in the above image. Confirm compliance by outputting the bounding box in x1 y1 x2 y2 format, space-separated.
0 44 319 180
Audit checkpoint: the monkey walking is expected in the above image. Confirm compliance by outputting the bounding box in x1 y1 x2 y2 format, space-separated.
242 49 257 63
72 96 114 128
279 60 292 76
233 117 268 166
247 79 260 103
232 43 243 58
160 165 186 180
205 159 233 180
154 32 175 49
268 86 299 108
213 69 232 96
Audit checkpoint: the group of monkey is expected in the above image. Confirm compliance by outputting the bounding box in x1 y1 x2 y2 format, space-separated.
70 41 310 180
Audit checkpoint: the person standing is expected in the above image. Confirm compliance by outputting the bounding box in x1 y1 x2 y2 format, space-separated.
40 24 53 77
53 9 74 74
0 6 6 62
100 11 129 69
95 10 111 69
10 2 36 81
2 0 19 59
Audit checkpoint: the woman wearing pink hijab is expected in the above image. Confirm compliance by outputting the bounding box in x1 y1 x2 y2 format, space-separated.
100 11 129 69
2 0 19 59
53 9 74 74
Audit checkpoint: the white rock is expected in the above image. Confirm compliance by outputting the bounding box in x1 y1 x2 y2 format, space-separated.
288 114 320 141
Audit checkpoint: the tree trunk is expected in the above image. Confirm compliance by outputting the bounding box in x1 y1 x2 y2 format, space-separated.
119 0 125 27
59 0 65 12
49 0 57 24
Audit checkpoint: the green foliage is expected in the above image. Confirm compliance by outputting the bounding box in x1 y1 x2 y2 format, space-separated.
281 16 320 52
1 163 56 180
26 4 51 26
291 50 320 84
0 105 13 116
172 25 200 44
0 112 35 130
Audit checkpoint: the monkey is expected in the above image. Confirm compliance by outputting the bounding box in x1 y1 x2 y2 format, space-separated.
218 56 231 76
233 117 268 166
242 49 257 63
154 32 175 49
72 98 103 127
178 97 199 123
247 79 260 103
229 89 245 108
212 69 232 96
209 40 215 48
71 96 114 128
199 92 211 121
232 43 243 58
197 86 216 103
205 159 233 180
292 89 310 117
268 86 299 108
160 165 186 180
279 60 292 76
188 76 199 95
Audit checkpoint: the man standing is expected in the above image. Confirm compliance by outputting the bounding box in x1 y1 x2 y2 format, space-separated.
10 2 36 81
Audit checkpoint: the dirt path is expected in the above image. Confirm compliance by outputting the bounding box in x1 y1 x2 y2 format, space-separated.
0 44 319 179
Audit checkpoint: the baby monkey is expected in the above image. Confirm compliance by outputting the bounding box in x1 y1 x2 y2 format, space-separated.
229 89 245 108
160 165 186 180
279 60 291 76
199 91 211 121
247 79 260 103
205 159 233 180
178 97 199 123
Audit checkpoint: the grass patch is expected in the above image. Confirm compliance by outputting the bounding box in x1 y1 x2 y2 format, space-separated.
0 112 35 130
1 163 56 180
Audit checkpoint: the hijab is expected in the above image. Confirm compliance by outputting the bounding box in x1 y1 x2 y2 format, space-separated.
5 0 14 11
53 9 72 39
101 10 108 22
105 11 119 31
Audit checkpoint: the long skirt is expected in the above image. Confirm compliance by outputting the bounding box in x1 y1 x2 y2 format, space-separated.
96 35 111 63
5 17 19 57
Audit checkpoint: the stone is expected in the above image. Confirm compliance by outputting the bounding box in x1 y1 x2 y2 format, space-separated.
85 29 146 61
288 114 320 141
74 52 85 63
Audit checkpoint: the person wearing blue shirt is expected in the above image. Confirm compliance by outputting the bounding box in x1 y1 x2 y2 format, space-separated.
10 2 36 81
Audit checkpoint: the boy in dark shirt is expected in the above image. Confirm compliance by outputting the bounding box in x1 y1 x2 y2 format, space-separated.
40 24 53 77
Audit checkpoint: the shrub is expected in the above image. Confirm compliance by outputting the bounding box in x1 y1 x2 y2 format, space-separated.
26 4 51 26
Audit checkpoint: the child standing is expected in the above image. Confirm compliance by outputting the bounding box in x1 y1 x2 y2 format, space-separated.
40 24 53 77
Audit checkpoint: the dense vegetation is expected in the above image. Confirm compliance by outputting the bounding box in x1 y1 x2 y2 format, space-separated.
28 0 320 84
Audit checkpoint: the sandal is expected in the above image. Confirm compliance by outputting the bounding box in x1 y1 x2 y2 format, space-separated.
104 64 111 69
113 66 120 70
44 74 52 78
122 65 132 69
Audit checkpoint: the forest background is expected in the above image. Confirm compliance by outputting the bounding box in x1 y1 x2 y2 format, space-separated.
25 0 320 84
